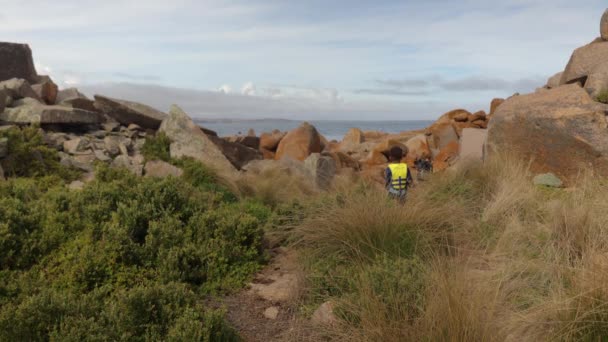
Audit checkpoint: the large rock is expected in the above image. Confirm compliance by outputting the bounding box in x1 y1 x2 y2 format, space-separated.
94 95 167 129
433 141 460 172
459 128 487 161
486 84 608 182
583 61 608 98
31 79 58 105
56 88 96 112
209 135 262 170
259 130 286 151
159 105 236 172
489 98 505 115
0 104 100 125
427 123 458 150
560 40 608 85
339 127 365 152
546 72 563 89
405 134 432 161
144 160 184 178
275 122 322 161
433 109 472 126
304 153 337 190
602 9 608 41
225 135 260 150
0 42 38 83
0 78 42 102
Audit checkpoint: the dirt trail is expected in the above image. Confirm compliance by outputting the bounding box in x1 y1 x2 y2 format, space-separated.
220 247 320 342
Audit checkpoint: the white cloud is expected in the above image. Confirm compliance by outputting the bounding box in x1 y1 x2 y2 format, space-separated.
241 82 256 96
218 84 232 94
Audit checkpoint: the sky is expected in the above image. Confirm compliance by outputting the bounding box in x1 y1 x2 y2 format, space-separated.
1 0 605 120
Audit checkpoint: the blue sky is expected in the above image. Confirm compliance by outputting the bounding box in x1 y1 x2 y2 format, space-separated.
1 0 605 119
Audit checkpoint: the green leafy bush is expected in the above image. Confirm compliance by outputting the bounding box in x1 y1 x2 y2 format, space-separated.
141 132 171 162
0 161 269 340
0 126 79 180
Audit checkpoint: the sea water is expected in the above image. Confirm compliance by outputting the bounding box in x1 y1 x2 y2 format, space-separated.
195 119 434 141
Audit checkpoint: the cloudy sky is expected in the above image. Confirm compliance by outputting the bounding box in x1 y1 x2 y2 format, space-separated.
1 0 605 119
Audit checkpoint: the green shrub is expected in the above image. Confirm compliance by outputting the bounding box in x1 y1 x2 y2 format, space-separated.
596 88 608 104
141 132 171 162
0 126 78 180
0 160 269 340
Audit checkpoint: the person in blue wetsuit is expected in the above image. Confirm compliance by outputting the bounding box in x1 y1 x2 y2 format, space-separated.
385 146 413 203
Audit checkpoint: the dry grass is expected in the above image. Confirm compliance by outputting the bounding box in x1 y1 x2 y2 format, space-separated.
291 155 608 341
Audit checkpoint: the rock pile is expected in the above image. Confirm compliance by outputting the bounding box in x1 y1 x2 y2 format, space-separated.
489 9 608 184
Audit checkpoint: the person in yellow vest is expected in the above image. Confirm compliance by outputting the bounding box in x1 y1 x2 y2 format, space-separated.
385 146 413 202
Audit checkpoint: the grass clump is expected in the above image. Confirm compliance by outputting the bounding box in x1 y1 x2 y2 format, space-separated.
293 156 608 341
0 160 272 340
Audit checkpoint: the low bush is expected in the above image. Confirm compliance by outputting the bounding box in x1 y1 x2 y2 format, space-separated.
141 131 171 162
0 126 79 180
0 159 271 340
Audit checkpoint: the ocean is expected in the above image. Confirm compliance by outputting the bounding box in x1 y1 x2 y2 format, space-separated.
195 119 434 141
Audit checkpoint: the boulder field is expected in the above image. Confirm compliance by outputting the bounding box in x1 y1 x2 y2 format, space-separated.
5 9 608 189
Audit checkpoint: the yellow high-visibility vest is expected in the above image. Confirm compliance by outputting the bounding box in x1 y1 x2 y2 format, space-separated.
388 163 408 190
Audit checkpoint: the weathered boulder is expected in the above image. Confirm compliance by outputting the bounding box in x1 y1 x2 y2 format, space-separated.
453 112 469 122
159 105 236 172
226 135 260 150
486 84 608 182
469 110 487 122
209 134 262 170
362 130 388 141
427 123 459 150
560 40 608 85
583 61 608 98
1 103 100 125
144 160 184 178
546 72 563 89
0 78 42 102
459 128 487 160
489 98 505 115
275 122 322 161
326 151 360 170
602 9 608 41
372 139 408 158
304 153 337 190
0 42 38 83
363 150 388 166
63 137 90 154
405 134 432 161
433 141 460 172
31 79 58 105
434 109 472 126
339 127 365 152
259 130 286 151
94 95 167 129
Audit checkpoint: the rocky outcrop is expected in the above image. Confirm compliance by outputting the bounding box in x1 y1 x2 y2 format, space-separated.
546 72 563 89
486 84 608 182
0 78 42 102
433 141 460 172
1 103 100 125
405 134 432 161
159 105 236 172
31 79 58 105
459 128 487 160
259 130 286 151
490 98 505 115
583 61 608 98
209 134 262 170
560 40 608 86
275 122 322 161
0 42 38 83
94 95 167 129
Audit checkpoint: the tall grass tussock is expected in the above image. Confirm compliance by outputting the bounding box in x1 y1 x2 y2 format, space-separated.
293 155 608 341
